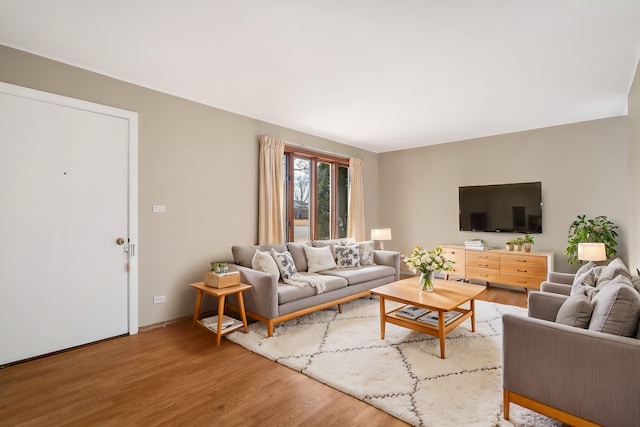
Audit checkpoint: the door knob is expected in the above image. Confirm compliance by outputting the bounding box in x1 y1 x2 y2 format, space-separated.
116 237 126 245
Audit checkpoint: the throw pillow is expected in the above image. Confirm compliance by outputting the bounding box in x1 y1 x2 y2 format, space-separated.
555 289 593 328
357 240 376 265
270 249 298 280
595 258 632 288
570 261 598 296
588 275 640 337
334 244 361 268
303 245 337 273
251 250 280 277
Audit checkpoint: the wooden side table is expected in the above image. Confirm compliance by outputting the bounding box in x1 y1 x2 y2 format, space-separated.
190 281 252 346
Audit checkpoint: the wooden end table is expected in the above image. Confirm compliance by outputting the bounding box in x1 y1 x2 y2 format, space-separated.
190 281 252 346
371 277 486 359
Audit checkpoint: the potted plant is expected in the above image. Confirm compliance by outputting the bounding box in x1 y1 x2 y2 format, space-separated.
565 215 619 264
211 262 229 274
505 239 515 251
513 237 524 251
521 235 535 252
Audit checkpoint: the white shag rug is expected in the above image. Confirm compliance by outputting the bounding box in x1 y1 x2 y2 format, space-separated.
226 296 565 427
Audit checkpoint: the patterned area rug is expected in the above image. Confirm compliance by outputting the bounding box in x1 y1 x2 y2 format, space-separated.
227 295 564 427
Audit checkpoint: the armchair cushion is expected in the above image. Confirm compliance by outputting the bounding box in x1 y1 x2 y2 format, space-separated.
555 289 593 328
589 275 640 337
570 261 599 295
595 258 632 288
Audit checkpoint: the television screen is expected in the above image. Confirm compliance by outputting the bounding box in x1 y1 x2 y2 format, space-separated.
459 182 542 233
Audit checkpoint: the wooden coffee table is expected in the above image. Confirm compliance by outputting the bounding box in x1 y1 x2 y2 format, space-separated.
371 277 487 358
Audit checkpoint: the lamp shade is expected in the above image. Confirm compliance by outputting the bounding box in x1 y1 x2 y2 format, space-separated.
578 242 606 262
371 228 392 241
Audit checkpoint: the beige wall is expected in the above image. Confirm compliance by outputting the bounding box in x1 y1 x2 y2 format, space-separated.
629 59 640 271
2 43 637 327
378 117 631 274
0 45 380 326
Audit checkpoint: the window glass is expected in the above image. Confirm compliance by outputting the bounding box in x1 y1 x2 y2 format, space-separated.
336 165 349 238
293 157 310 242
316 162 331 240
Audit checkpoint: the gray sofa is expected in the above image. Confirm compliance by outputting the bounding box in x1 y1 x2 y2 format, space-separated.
502 263 640 427
227 239 400 337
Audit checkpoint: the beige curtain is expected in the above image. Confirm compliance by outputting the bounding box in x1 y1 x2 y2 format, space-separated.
258 135 285 244
347 157 366 241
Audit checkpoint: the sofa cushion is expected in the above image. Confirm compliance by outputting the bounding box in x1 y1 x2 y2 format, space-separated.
321 264 396 285
286 242 308 272
232 244 288 268
304 245 337 273
555 289 593 328
570 261 598 295
251 250 280 277
632 276 640 294
270 249 298 280
335 244 360 268
588 275 640 337
357 240 376 265
312 238 356 259
277 273 348 305
595 258 632 288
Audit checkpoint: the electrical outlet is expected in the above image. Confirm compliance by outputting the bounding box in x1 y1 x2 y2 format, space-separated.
153 295 166 304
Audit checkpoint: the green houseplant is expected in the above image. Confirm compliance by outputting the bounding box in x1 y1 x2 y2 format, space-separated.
521 234 535 252
505 239 515 251
513 237 524 251
565 215 619 264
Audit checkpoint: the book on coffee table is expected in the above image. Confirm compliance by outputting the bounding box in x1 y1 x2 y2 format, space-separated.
396 305 430 320
416 310 463 326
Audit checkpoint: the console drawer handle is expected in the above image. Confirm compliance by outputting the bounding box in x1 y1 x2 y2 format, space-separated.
517 269 527 273
479 263 489 267
516 259 527 263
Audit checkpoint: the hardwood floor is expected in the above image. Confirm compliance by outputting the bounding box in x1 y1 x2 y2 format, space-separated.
0 286 526 426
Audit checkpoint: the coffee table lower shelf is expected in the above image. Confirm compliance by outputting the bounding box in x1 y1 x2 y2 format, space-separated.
385 306 473 341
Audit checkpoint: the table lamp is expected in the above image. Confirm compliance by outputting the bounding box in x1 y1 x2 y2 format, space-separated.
577 242 606 262
371 228 392 250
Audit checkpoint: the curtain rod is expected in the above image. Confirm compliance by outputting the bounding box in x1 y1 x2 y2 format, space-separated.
284 140 352 160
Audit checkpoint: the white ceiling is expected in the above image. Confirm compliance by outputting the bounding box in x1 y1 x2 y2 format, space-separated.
1 1 640 153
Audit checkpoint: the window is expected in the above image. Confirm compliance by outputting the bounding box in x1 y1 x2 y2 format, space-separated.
284 147 349 242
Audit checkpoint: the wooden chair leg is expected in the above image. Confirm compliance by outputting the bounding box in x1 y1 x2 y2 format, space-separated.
504 390 510 420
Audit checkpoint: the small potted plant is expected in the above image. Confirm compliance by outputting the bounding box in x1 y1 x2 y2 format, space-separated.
505 239 515 251
211 262 229 274
513 237 524 251
521 234 535 252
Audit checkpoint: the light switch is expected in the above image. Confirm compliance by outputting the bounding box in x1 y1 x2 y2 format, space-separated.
152 205 166 213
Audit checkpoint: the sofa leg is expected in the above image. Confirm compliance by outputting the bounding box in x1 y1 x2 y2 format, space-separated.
337 303 343 313
267 321 274 337
504 390 510 420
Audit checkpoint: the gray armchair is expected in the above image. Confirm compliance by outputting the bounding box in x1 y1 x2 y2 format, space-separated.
502 272 640 427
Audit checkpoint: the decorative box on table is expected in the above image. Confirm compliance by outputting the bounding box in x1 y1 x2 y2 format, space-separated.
204 271 240 288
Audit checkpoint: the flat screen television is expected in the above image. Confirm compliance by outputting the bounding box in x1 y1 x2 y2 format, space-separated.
459 181 542 233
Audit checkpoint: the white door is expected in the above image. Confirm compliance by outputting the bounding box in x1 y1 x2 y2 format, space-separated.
0 83 138 365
